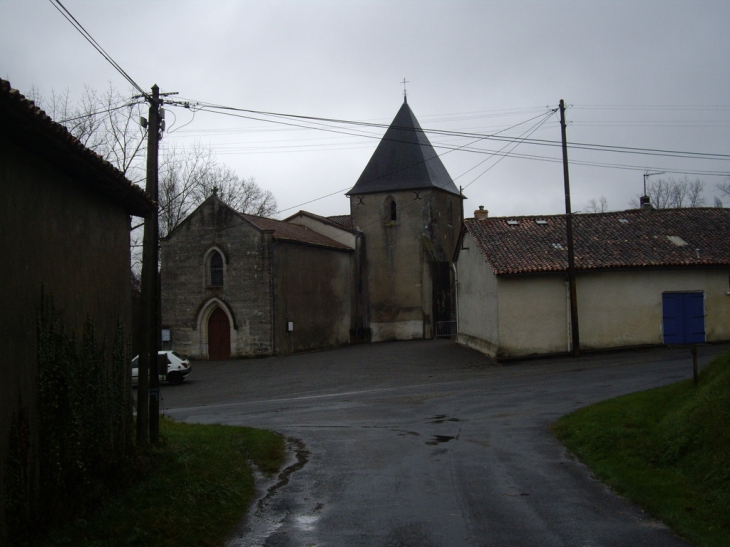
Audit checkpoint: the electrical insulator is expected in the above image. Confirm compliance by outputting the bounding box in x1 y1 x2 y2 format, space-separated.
159 108 165 119
160 120 166 132
140 116 148 128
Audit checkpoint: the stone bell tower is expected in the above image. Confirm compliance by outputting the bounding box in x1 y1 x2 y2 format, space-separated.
348 98 463 341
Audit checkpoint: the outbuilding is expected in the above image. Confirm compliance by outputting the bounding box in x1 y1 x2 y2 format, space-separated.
0 79 154 539
455 207 730 358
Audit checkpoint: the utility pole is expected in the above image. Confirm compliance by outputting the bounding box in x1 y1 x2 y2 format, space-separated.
137 84 162 445
559 99 580 357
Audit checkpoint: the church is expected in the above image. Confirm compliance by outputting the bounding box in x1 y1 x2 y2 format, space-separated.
161 99 464 358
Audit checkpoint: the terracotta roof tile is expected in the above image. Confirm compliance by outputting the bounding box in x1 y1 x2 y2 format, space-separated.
0 79 154 217
463 208 730 275
242 214 352 251
326 214 354 231
283 210 356 232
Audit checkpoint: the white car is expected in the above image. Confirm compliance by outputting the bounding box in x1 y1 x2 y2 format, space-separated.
132 350 191 386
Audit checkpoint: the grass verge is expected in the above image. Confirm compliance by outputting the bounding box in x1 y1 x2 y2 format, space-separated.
35 418 286 547
552 350 730 547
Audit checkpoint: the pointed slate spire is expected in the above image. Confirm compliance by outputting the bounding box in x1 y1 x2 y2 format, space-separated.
347 102 460 196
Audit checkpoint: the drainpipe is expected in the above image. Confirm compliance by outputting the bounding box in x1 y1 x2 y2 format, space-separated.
262 229 275 355
452 262 459 340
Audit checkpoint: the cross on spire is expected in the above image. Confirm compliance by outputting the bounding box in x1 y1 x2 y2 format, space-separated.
401 78 409 103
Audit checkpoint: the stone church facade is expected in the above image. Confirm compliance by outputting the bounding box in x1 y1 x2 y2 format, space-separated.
161 99 463 358
161 196 355 358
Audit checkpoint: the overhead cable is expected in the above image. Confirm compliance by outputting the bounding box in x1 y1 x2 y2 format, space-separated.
48 0 147 96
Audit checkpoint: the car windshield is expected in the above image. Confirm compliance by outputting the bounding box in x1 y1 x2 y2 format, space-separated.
171 351 185 360
131 356 138 368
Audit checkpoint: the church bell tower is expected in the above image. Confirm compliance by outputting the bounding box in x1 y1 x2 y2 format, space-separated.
348 99 464 341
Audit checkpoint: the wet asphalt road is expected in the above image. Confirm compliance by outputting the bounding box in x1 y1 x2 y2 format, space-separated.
161 341 728 547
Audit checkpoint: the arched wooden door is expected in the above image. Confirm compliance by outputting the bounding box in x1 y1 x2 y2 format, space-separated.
208 307 231 360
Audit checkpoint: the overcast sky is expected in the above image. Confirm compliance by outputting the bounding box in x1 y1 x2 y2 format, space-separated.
3 0 729 218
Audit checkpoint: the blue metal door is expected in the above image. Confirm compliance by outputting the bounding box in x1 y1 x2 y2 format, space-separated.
662 292 705 344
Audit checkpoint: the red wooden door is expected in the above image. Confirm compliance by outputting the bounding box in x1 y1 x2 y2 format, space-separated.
208 307 231 360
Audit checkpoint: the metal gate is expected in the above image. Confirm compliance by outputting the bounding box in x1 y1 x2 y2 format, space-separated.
435 320 457 339
662 292 705 345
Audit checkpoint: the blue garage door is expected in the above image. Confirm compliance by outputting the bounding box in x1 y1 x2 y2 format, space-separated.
662 292 705 344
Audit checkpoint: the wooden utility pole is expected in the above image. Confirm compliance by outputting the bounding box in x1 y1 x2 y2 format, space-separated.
559 99 580 357
137 84 161 445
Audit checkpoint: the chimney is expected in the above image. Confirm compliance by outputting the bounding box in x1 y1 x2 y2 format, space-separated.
474 205 489 220
639 195 653 210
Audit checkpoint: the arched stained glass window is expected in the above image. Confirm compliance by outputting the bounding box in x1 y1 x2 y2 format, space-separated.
390 199 397 221
210 251 223 287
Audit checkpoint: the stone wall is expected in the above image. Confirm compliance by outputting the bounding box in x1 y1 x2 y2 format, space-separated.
350 188 462 341
161 198 273 359
274 242 354 354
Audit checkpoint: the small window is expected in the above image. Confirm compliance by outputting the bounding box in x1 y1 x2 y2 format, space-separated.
535 219 547 225
507 220 519 225
390 199 397 221
210 251 223 287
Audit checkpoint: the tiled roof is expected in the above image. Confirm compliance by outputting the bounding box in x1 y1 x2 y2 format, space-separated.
0 79 154 217
326 214 354 231
462 208 730 275
243 214 352 251
283 210 356 232
347 101 460 197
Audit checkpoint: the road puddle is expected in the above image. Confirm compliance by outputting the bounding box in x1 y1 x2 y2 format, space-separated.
429 414 461 424
426 434 456 445
295 515 319 531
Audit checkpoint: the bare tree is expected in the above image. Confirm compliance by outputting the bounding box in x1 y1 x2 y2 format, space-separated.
29 84 147 182
158 142 216 237
629 176 706 209
30 84 277 266
585 195 609 213
717 177 730 206
158 142 277 237
192 168 277 218
684 177 706 207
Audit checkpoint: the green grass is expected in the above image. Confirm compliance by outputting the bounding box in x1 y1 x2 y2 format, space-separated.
36 419 286 547
552 351 730 547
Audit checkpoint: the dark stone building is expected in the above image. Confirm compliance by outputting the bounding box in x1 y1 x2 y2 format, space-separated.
0 80 154 539
161 99 462 357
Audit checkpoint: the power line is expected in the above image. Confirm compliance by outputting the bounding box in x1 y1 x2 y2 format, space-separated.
169 99 730 161
48 0 146 96
461 110 557 189
274 110 556 215
152 113 560 246
163 104 730 179
56 99 145 124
